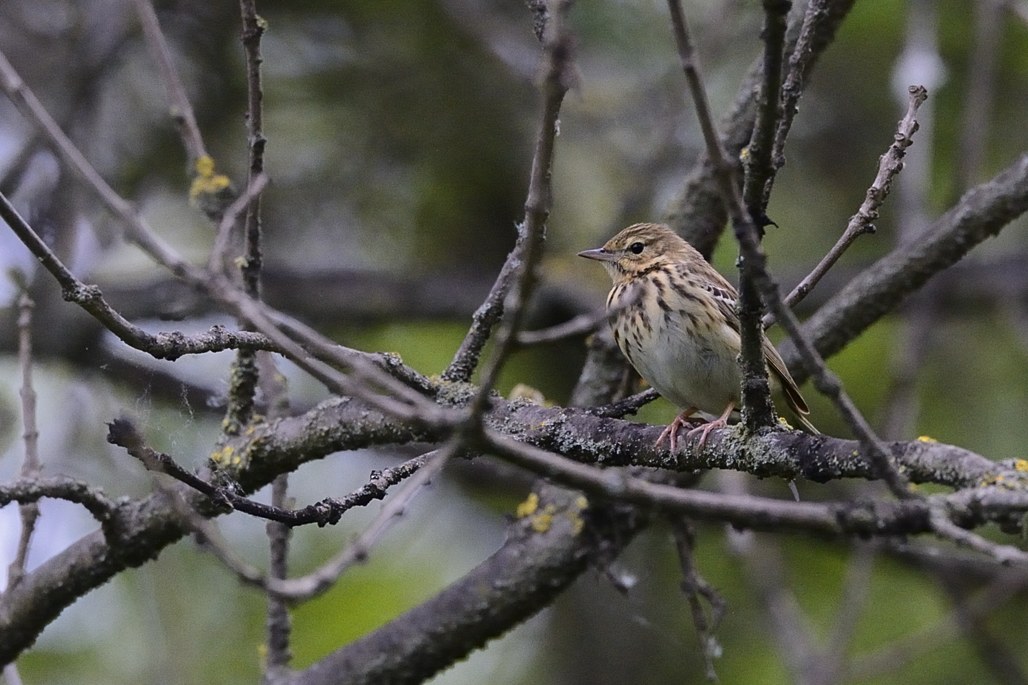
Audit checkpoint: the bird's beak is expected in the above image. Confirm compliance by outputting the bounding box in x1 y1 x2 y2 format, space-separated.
577 247 615 262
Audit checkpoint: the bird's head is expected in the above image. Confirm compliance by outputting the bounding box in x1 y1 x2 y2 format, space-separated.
578 223 692 283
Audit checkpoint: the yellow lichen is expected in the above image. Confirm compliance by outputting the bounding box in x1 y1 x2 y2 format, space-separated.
562 495 590 535
519 493 590 534
210 445 235 466
1014 459 1028 472
529 505 556 533
916 435 937 443
515 492 539 518
568 510 585 535
189 154 232 205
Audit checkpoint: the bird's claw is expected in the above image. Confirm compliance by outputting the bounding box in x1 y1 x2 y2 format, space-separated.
685 417 727 448
656 411 700 453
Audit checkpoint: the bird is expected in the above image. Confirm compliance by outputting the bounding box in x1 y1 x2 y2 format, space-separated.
578 222 817 451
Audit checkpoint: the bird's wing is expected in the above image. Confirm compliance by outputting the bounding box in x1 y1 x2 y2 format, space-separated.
698 276 741 334
763 336 813 417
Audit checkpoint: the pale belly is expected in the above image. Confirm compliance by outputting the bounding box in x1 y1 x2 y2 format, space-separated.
619 315 741 416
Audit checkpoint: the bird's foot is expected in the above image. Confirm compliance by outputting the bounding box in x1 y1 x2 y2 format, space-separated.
683 402 735 449
685 417 727 448
656 409 698 453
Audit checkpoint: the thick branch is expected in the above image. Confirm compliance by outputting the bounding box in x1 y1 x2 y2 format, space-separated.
289 486 643 685
0 382 1022 665
227 392 1015 493
0 491 189 665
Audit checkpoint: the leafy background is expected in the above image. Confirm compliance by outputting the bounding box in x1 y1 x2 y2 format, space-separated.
1 0 1026 683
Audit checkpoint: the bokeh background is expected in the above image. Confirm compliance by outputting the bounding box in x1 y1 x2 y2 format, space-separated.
1 0 1027 683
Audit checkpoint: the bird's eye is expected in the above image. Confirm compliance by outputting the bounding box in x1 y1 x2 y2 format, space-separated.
629 242 645 254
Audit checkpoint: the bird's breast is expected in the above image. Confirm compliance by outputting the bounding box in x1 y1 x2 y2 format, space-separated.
607 278 740 414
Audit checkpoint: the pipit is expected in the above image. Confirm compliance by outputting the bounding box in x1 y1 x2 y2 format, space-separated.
579 222 817 450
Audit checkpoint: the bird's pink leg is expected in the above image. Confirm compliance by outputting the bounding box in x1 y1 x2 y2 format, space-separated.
656 407 698 453
686 402 735 448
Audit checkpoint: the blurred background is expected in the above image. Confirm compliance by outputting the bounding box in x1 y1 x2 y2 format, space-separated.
1 0 1027 683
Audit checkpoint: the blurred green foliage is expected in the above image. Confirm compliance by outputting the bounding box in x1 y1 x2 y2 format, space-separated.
1 0 1026 683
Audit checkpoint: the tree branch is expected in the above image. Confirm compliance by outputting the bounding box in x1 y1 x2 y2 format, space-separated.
464 0 574 414
771 0 857 171
1 191 277 359
664 0 854 256
768 85 928 325
666 0 780 430
784 153 1028 380
1 375 1024 666
288 485 643 685
131 0 209 164
444 0 574 384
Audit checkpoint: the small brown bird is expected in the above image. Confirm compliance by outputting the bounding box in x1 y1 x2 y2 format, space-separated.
578 222 817 450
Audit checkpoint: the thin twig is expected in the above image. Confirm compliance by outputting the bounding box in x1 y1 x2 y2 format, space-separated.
443 0 575 384
929 511 1028 565
106 418 436 528
785 153 1028 382
238 0 267 299
0 193 278 358
881 1 939 438
740 0 792 429
0 47 444 419
515 310 605 347
173 451 443 603
0 46 210 285
762 266 916 498
265 474 293 671
664 0 855 257
223 0 269 433
7 293 41 591
251 448 450 602
742 0 791 214
460 0 575 455
131 0 208 163
261 352 293 674
219 286 451 425
772 0 857 171
3 176 438 425
670 517 725 682
209 172 269 273
584 388 660 418
767 86 928 326
16 292 40 476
